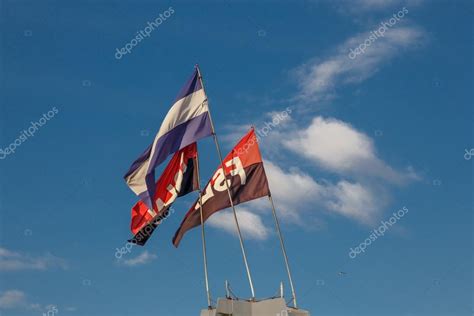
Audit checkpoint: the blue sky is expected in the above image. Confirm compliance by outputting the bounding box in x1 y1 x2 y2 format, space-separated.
0 0 472 315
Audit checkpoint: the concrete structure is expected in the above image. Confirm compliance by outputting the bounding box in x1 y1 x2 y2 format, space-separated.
200 297 310 316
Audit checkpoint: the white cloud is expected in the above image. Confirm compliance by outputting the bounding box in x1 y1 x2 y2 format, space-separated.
65 306 78 312
354 0 401 8
220 115 418 228
0 290 45 311
284 117 374 171
294 26 425 101
218 116 407 227
333 0 423 14
121 251 157 267
282 116 418 184
264 161 384 225
265 116 418 224
325 180 381 224
207 207 270 240
0 290 26 309
218 7 423 231
263 161 324 222
0 247 68 271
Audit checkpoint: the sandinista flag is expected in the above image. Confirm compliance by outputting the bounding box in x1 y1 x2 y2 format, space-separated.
129 143 199 246
124 67 212 211
173 128 270 247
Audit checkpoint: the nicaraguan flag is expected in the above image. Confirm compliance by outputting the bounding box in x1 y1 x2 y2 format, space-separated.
124 67 212 210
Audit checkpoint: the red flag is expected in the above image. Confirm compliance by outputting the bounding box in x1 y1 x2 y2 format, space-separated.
173 129 270 247
129 143 198 246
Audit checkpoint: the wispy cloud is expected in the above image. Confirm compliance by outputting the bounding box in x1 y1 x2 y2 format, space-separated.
215 11 424 235
120 250 157 267
0 247 68 271
207 207 270 240
293 26 425 102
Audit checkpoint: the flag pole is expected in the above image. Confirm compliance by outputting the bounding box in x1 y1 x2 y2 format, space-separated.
195 64 256 300
267 194 298 308
195 151 212 309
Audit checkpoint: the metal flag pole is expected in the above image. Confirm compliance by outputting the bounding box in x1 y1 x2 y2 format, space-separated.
268 194 298 308
195 64 256 300
195 151 212 308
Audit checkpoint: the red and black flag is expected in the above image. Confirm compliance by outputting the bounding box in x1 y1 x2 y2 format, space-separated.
173 128 270 247
129 143 199 246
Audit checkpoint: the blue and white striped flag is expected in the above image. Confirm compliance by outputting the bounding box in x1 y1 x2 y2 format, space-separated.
124 67 212 210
